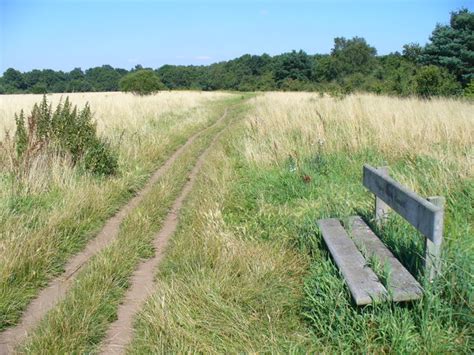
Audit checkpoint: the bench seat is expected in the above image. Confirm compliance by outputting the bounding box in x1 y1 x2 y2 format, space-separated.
317 217 422 305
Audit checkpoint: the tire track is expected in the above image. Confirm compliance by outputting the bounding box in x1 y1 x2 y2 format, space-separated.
0 108 228 355
99 107 232 354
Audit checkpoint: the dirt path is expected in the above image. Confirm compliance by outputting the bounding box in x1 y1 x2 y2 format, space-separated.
0 109 229 355
99 108 231 354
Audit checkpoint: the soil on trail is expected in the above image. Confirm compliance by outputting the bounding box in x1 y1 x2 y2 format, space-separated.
0 109 229 355
99 109 230 354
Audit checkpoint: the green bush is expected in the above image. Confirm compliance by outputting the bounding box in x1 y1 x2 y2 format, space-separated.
82 139 118 176
13 95 117 176
464 79 474 98
119 69 166 95
414 65 462 97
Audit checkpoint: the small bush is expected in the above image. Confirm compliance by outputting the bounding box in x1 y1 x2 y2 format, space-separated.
6 95 117 177
464 79 474 98
414 65 462 98
82 139 118 176
119 70 166 95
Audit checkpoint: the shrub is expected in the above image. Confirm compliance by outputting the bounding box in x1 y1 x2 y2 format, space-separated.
119 69 166 95
464 79 474 98
414 65 462 97
7 95 117 177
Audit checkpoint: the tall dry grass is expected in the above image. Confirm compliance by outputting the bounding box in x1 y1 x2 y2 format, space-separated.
244 93 473 175
128 93 473 352
0 91 232 330
0 91 230 194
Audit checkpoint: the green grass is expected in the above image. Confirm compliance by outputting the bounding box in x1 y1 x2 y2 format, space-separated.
0 97 235 330
129 119 472 352
20 96 248 353
2 93 472 353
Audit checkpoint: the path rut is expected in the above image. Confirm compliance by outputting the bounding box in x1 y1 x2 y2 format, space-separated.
0 109 229 355
99 108 231 354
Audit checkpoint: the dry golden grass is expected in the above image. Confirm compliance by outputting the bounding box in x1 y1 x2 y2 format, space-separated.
0 91 230 195
244 92 473 175
0 91 233 331
0 91 230 138
129 93 473 353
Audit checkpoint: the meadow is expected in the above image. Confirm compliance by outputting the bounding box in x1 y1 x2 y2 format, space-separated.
0 91 472 353
0 91 231 330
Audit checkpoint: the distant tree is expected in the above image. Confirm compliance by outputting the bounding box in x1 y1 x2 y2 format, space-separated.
330 37 378 78
421 9 474 85
85 65 124 91
67 79 93 92
69 68 85 80
402 43 423 62
3 68 26 90
274 50 313 85
30 83 48 94
414 65 461 97
119 69 166 95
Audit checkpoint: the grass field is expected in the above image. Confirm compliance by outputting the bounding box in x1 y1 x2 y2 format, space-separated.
1 91 473 353
0 91 231 330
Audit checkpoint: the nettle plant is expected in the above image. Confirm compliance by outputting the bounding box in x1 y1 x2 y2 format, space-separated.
5 95 117 178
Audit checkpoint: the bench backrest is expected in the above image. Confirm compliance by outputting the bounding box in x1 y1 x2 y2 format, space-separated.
363 164 444 244
362 164 445 281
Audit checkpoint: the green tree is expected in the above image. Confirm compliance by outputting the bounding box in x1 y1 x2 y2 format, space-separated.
414 65 462 97
421 9 474 85
3 68 26 91
85 65 124 91
119 69 166 95
402 43 423 63
274 50 313 85
330 37 378 78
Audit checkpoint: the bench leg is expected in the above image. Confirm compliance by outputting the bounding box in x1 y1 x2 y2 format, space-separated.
425 196 445 281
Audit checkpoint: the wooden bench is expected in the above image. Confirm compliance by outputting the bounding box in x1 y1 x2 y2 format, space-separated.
317 164 445 306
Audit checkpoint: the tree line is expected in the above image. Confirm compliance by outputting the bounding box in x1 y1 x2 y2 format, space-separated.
1 9 472 97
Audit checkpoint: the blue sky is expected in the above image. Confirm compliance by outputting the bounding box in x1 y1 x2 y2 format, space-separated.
0 0 471 72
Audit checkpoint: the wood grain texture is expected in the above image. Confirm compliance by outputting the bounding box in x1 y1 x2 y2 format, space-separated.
317 218 387 305
363 164 443 243
346 216 423 302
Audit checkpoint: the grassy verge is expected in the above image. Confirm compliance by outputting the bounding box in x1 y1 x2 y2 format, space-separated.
0 94 232 330
19 95 248 353
129 93 472 353
128 110 313 353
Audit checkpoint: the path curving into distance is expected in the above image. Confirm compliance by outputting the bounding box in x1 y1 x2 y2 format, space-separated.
99 108 231 354
0 108 229 355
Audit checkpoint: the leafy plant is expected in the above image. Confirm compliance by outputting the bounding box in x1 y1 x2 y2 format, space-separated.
4 95 117 178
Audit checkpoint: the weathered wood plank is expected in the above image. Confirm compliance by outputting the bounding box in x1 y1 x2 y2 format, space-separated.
425 196 445 281
346 216 423 302
374 166 390 227
363 164 443 243
317 218 387 305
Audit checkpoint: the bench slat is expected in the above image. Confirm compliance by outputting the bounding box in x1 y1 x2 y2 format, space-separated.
363 164 443 244
346 216 423 302
317 218 387 305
